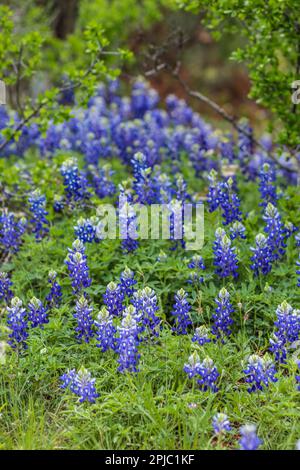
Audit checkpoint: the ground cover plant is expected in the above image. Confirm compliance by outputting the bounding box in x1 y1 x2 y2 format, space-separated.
0 1 300 452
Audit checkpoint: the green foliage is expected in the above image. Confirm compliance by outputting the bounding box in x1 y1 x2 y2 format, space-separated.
179 0 300 147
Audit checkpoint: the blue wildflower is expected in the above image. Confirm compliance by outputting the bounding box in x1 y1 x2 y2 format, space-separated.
28 189 49 241
239 424 262 450
230 221 246 240
258 163 277 208
46 270 62 308
53 195 64 213
184 352 219 392
65 239 91 294
243 354 277 393
7 297 28 349
269 301 300 363
0 272 13 304
171 289 192 335
95 306 116 352
103 281 125 317
212 287 234 340
0 211 26 253
263 203 286 262
73 295 94 343
131 152 157 204
187 255 205 284
60 158 90 203
74 217 97 243
116 306 140 373
132 286 160 337
192 325 211 346
212 413 231 435
60 368 99 403
213 228 239 279
119 267 137 297
28 297 48 328
250 233 273 276
90 164 116 199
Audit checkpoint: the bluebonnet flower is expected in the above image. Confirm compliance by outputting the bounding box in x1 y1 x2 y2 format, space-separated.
175 174 189 202
116 306 140 373
238 119 254 177
258 163 277 208
0 211 26 253
73 295 94 343
7 297 28 349
131 152 157 204
269 301 300 363
207 170 222 212
46 270 62 308
263 203 286 261
243 354 277 393
131 78 158 118
53 195 64 213
103 281 125 317
212 413 231 435
192 325 211 346
132 287 160 337
212 288 234 340
60 158 90 203
220 135 235 163
219 178 242 226
187 255 205 285
230 222 246 240
90 164 116 199
213 228 239 279
283 221 297 240
119 267 137 297
60 368 99 403
119 187 139 253
0 272 13 304
95 306 116 352
28 297 48 328
74 217 97 243
184 352 219 392
65 239 91 294
250 233 273 276
28 189 49 241
171 289 192 335
239 424 262 450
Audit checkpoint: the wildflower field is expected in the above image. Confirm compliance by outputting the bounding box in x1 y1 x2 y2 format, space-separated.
0 0 300 453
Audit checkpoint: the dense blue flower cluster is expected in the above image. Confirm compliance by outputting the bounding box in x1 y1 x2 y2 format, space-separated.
7 297 28 349
131 152 157 204
103 281 125 316
184 353 219 392
28 297 48 328
239 424 262 450
258 163 278 208
0 272 13 304
132 287 160 337
269 301 300 363
65 239 91 294
95 306 116 352
212 288 234 340
250 233 273 276
116 306 140 373
74 217 97 243
60 368 99 403
46 270 62 308
73 296 94 343
119 267 137 297
119 187 139 253
192 325 211 346
212 413 231 435
0 211 26 252
60 158 90 203
53 195 64 213
263 203 286 262
89 164 116 199
171 289 192 335
213 228 239 278
243 354 277 392
207 172 242 225
28 189 49 241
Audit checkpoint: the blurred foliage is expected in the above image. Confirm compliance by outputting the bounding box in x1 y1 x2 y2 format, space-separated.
179 0 300 147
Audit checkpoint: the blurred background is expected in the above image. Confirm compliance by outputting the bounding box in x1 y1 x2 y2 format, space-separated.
2 0 269 130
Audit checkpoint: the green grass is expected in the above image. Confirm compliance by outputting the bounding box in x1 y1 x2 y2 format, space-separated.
0 150 300 450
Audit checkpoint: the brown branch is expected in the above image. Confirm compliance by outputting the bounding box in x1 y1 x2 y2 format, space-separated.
146 61 297 173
